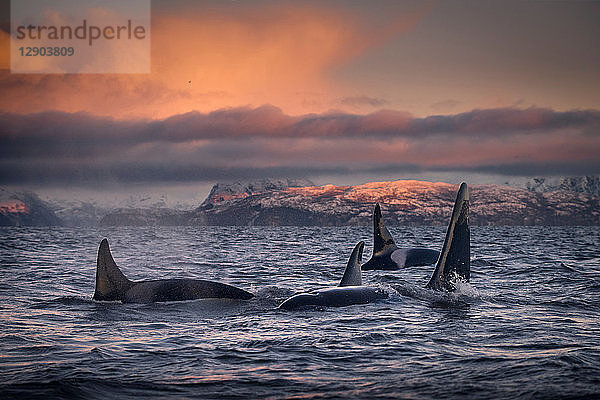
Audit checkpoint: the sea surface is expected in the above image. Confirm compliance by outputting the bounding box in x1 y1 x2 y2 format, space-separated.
0 226 599 399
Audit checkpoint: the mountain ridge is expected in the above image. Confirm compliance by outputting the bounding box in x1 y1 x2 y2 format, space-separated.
3 178 600 226
0 188 62 226
104 180 600 226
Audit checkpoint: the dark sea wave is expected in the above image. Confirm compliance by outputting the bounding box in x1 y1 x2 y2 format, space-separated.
1 226 599 399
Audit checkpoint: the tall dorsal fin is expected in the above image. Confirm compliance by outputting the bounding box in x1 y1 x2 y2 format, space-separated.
93 239 133 301
426 183 470 291
339 241 364 287
373 203 398 256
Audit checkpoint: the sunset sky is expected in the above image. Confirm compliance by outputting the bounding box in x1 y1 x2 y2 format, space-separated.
1 0 599 203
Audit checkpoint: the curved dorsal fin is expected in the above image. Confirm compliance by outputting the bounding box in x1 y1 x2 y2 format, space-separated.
426 183 470 291
93 239 133 301
339 241 364 287
373 203 398 256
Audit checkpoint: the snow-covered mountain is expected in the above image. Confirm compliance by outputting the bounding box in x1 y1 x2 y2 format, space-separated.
6 179 599 227
44 180 313 226
101 180 600 226
522 176 600 196
0 188 62 226
202 178 314 205
47 193 199 226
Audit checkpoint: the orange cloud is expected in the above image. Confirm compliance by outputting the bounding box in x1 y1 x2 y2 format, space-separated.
0 3 431 118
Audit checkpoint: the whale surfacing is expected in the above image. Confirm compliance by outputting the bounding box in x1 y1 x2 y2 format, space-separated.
426 182 470 291
278 241 387 310
361 203 440 270
93 239 254 303
360 182 471 293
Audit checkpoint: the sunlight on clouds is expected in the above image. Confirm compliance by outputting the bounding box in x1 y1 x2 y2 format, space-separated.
0 2 430 118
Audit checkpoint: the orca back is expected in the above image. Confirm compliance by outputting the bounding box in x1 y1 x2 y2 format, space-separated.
121 279 254 303
279 241 388 310
93 239 133 301
373 203 398 256
339 241 364 287
362 204 439 270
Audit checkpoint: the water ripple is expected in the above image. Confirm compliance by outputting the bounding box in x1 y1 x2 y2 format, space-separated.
0 226 599 399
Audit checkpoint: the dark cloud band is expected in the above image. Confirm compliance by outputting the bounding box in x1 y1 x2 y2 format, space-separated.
2 106 599 146
1 106 599 186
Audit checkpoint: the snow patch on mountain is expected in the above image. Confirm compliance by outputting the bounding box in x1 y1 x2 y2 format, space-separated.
523 176 600 196
202 178 314 205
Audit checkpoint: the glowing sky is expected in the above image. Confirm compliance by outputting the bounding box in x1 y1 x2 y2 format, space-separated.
1 0 599 200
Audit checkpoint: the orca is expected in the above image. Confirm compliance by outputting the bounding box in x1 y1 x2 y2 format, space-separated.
426 182 470 291
361 203 440 270
93 239 254 303
278 241 387 310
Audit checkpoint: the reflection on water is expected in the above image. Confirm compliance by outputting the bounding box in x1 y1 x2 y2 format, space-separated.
0 226 599 398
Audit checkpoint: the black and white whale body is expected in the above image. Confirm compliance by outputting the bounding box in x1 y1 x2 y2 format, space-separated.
361 183 470 292
93 239 254 303
361 203 440 271
426 182 470 291
278 241 387 310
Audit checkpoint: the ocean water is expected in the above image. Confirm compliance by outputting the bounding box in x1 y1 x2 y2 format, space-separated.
0 226 599 399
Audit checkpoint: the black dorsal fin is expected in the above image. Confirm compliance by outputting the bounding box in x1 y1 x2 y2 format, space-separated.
339 241 364 287
426 183 470 291
93 239 133 301
373 203 398 256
